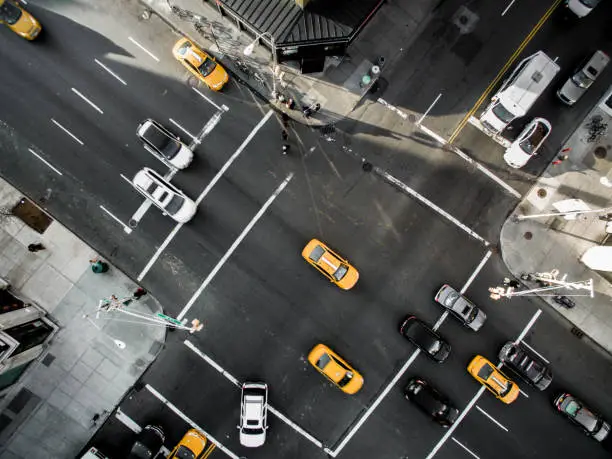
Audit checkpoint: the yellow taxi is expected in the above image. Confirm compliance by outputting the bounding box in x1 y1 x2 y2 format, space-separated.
0 0 41 40
172 38 229 91
168 428 208 459
301 239 359 290
467 355 520 404
308 344 364 394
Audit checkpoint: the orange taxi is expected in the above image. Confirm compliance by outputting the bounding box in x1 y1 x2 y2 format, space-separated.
168 428 208 459
301 239 359 290
0 0 41 40
467 355 520 404
172 37 228 90
308 344 364 394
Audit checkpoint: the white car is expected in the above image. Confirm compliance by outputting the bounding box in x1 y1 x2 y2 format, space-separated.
238 382 268 448
132 168 197 223
599 85 612 117
565 0 601 17
137 119 193 170
434 284 487 331
503 118 551 169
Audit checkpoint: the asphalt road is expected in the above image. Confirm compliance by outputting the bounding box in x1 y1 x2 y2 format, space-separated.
2 1 612 459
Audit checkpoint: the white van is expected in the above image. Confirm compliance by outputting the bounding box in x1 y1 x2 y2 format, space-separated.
480 51 560 134
566 0 601 17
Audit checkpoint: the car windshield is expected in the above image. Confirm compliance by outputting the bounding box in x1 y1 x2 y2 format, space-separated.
0 1 22 24
316 353 331 370
147 126 180 159
566 400 581 417
477 363 494 380
578 0 600 7
572 71 594 88
492 102 515 123
333 264 349 281
444 290 459 306
198 57 217 78
165 194 186 215
308 245 325 262
242 427 264 434
466 308 479 323
174 446 195 459
338 371 354 387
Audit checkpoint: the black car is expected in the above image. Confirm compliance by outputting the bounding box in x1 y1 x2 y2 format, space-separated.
400 316 451 362
127 425 165 459
404 377 459 427
554 393 611 442
498 341 553 390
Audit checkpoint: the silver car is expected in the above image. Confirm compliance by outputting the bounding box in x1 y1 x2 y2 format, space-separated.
434 284 486 331
554 393 610 442
557 50 609 106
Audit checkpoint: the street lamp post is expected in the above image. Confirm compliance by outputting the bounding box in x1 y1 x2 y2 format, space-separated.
489 270 594 300
514 205 612 221
243 31 277 96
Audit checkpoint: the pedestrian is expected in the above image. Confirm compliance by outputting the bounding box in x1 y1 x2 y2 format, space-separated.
27 243 45 252
133 287 147 299
281 113 290 129
281 130 288 141
282 144 290 155
302 105 312 118
285 98 296 110
313 103 321 113
503 277 520 288
552 154 568 166
89 258 109 274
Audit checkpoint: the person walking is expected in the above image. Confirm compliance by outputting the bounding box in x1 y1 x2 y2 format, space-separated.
552 154 568 166
90 258 109 274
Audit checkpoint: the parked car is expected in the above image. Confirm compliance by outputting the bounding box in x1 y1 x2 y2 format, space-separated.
301 239 359 290
554 393 611 441
467 355 519 404
399 316 451 363
0 0 41 40
132 167 197 223
503 118 551 168
565 0 602 17
238 382 268 447
172 38 229 90
404 377 459 427
498 341 553 390
127 425 165 459
600 85 612 117
137 119 193 170
434 284 486 331
307 344 364 394
557 50 609 106
168 428 207 459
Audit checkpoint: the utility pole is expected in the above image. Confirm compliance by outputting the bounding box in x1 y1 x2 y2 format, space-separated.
489 270 594 300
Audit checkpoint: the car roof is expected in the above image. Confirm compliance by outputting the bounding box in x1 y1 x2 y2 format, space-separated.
412 383 446 412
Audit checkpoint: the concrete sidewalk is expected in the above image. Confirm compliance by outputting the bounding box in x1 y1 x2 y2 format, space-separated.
501 99 612 355
140 0 438 126
0 177 166 459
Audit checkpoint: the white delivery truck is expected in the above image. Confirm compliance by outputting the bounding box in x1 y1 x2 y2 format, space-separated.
480 51 560 134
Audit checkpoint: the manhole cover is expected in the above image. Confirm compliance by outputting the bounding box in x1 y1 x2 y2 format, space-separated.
524 231 533 240
594 146 607 159
537 188 547 198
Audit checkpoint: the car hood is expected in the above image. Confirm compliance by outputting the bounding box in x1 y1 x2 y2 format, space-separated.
503 144 531 168
206 65 229 90
12 10 39 37
467 309 486 331
558 79 583 104
434 341 451 362
480 107 508 133
240 430 266 448
566 0 593 17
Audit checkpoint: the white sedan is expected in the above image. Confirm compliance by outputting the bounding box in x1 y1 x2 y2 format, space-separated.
132 168 197 223
503 118 551 169
238 382 268 447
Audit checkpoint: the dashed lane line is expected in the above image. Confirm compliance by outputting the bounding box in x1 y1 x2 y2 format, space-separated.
183 340 325 449
451 437 481 459
95 58 127 85
128 36 160 62
475 405 509 432
145 384 241 459
50 118 84 145
27 148 63 175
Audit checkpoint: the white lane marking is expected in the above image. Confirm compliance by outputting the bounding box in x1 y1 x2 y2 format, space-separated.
177 173 293 320
451 437 481 459
169 118 198 144
515 309 542 344
426 310 543 458
195 111 222 145
145 384 241 459
100 205 133 234
461 250 493 294
426 386 486 459
502 0 517 16
377 98 408 120
128 37 160 62
71 88 104 114
27 148 63 175
520 340 550 363
475 405 509 432
184 340 324 449
115 408 142 433
329 349 422 456
377 169 489 246
192 86 223 111
519 388 529 398
418 124 521 199
137 110 274 282
50 119 84 145
417 93 443 125
95 58 127 85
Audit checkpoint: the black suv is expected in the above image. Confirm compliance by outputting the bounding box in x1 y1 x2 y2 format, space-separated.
404 378 459 427
498 341 553 390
